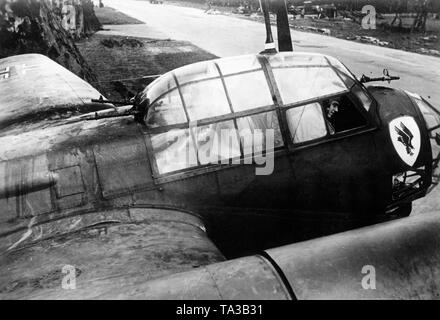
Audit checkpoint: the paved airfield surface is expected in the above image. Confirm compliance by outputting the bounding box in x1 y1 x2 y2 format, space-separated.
103 0 440 214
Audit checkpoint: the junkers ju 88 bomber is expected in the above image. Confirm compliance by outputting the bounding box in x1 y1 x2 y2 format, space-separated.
1 0 440 300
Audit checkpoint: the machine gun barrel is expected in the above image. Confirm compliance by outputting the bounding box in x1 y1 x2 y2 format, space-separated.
360 75 400 83
63 105 137 124
91 98 133 105
360 69 400 84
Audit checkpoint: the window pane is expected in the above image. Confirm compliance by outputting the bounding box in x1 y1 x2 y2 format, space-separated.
326 56 355 79
352 84 372 111
225 71 273 112
146 72 177 105
237 111 284 155
217 55 262 75
146 89 187 127
268 53 327 68
174 61 219 85
273 67 347 105
181 79 230 121
414 98 440 131
192 120 241 165
322 95 367 133
335 69 356 88
424 114 439 131
287 103 327 143
151 129 198 174
326 56 357 88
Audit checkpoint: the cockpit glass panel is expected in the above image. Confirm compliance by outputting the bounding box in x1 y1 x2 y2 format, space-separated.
286 102 327 144
147 72 177 105
181 78 230 121
224 71 273 112
151 129 198 174
146 89 187 128
236 111 284 156
174 61 219 85
268 53 327 68
351 84 372 111
273 67 347 106
334 70 356 88
325 56 355 78
322 95 367 134
216 55 262 75
191 120 241 165
414 98 440 132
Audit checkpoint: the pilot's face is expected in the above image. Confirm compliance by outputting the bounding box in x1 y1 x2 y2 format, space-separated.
327 101 339 119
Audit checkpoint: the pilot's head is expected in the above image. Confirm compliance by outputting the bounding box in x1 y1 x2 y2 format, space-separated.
326 100 340 119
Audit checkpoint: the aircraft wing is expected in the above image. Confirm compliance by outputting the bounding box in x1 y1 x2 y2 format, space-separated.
0 54 111 134
4 205 440 300
0 207 225 299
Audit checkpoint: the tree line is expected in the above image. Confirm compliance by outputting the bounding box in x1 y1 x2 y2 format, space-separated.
197 0 440 13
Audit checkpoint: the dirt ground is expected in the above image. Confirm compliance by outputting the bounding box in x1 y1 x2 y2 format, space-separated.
76 6 217 101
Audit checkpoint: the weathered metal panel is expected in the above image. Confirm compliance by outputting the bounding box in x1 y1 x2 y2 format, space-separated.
48 150 87 210
90 256 290 300
0 161 18 225
54 165 84 198
0 155 53 221
19 189 53 218
0 207 224 299
205 256 290 300
56 194 86 211
217 165 256 196
155 174 220 208
266 212 440 300
93 138 154 199
0 54 109 132
102 212 440 300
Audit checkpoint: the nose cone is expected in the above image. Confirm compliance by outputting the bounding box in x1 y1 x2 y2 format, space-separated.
367 86 433 195
404 91 440 193
368 86 419 123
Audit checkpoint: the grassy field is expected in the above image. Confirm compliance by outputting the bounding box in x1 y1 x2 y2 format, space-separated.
77 6 217 100
94 6 145 25
380 16 440 33
76 34 217 100
289 16 440 55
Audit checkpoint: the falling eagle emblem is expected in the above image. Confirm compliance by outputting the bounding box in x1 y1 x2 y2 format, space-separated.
395 122 415 156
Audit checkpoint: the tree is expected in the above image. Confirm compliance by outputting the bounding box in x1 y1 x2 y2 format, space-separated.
411 0 429 32
391 0 408 29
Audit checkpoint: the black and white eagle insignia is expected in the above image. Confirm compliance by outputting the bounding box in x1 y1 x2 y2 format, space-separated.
395 122 415 156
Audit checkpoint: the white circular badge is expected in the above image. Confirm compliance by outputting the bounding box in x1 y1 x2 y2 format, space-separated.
389 116 421 167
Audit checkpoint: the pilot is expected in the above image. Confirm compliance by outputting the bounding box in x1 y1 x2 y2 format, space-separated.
324 99 340 135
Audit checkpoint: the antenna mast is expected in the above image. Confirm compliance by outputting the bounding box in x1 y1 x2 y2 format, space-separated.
259 0 277 53
259 0 293 54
